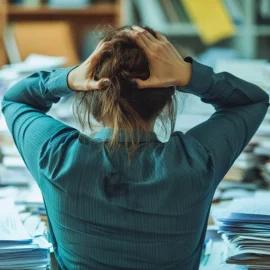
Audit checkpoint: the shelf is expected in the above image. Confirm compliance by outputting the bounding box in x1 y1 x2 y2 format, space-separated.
7 4 117 17
158 24 198 36
152 23 270 37
256 25 270 36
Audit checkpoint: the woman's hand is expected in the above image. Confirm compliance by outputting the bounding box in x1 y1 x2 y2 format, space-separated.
67 40 112 91
128 26 192 88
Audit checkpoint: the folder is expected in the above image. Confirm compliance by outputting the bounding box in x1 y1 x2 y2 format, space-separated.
182 0 236 44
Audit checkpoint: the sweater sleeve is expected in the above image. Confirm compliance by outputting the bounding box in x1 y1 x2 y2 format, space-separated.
1 67 79 183
178 56 270 187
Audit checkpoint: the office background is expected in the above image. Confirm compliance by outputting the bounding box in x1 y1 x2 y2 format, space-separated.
0 0 270 269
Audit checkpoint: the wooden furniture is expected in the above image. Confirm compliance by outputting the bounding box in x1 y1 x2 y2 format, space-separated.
0 0 8 66
0 0 125 67
11 21 79 66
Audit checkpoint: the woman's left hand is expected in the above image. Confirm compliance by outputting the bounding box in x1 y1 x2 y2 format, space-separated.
67 39 112 91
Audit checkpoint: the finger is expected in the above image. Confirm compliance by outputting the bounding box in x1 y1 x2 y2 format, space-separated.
87 41 112 66
128 31 151 56
155 31 168 42
84 39 105 63
129 29 154 47
86 78 111 91
95 39 105 51
132 25 157 43
154 31 180 58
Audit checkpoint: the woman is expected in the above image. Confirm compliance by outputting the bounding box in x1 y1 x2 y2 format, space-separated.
1 25 269 270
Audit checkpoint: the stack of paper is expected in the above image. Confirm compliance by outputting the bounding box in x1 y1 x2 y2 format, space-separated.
15 182 46 215
261 162 270 183
0 198 51 269
0 155 34 186
217 198 270 269
2 54 67 74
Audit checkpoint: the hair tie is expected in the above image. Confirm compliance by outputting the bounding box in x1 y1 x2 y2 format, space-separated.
120 80 175 96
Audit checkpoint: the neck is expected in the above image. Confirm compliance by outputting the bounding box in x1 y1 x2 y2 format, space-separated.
104 122 155 132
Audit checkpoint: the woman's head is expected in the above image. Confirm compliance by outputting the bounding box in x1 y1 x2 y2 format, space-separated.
72 25 177 157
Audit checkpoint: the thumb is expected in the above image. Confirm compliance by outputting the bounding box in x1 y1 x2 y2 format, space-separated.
86 78 111 90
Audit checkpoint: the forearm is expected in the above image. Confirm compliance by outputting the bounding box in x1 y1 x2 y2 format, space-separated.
1 67 76 114
179 57 269 185
178 57 270 108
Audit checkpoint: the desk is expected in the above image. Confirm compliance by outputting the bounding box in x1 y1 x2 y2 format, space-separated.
50 253 58 270
0 183 225 270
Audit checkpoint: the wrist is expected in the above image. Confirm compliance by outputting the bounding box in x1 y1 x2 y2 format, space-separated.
67 68 77 91
175 62 192 87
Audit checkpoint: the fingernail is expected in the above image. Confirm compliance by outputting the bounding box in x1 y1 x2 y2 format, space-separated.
103 79 110 86
130 80 138 89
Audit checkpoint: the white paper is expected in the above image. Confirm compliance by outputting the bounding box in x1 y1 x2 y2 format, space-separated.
3 54 67 73
0 199 31 242
229 198 270 216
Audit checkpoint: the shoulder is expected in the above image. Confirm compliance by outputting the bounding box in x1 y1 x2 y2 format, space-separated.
165 131 215 187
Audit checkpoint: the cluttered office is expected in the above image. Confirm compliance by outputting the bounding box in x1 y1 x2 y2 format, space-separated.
0 0 270 269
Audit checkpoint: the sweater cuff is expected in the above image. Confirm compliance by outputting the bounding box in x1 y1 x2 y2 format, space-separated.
47 66 78 97
177 56 214 97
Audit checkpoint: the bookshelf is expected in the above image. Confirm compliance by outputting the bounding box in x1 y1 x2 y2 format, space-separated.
123 0 270 59
0 0 125 66
7 4 117 17
0 1 7 33
0 0 8 66
4 0 123 22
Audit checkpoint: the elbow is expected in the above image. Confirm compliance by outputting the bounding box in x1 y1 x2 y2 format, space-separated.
1 96 7 115
261 91 270 107
265 92 270 104
257 84 269 104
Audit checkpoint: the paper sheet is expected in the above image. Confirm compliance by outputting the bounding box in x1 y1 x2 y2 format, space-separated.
0 199 31 242
228 198 270 216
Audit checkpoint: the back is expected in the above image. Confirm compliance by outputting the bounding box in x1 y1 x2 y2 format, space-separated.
40 129 215 270
2 52 269 269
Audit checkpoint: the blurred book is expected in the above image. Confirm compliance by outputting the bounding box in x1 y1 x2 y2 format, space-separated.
257 0 270 24
133 0 167 30
223 0 245 25
23 0 42 6
160 0 179 23
48 0 90 8
224 167 245 181
181 0 236 44
10 0 24 4
171 0 190 23
261 160 270 183
92 0 115 3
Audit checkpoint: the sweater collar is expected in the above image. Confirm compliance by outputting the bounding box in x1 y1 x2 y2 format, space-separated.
92 127 160 143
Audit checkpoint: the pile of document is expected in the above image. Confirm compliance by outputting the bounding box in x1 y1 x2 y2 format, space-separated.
261 161 270 183
216 197 270 269
15 182 46 216
0 198 51 269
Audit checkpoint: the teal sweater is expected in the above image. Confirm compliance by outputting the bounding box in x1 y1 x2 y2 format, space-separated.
2 57 269 270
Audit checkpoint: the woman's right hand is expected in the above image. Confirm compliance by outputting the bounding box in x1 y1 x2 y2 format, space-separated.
128 26 192 89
